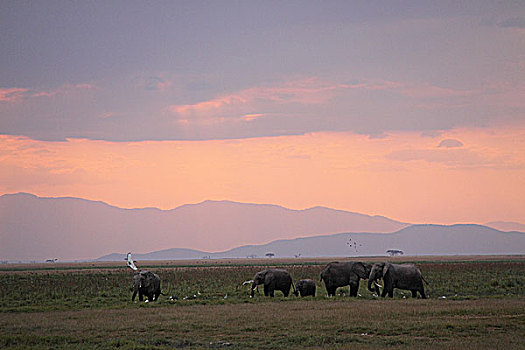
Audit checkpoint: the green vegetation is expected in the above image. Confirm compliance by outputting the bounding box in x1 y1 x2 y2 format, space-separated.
0 258 524 349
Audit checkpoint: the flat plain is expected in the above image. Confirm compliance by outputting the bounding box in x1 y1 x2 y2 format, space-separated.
1 256 524 349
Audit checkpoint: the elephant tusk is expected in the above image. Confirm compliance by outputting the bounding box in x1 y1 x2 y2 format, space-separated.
374 282 383 288
243 280 254 286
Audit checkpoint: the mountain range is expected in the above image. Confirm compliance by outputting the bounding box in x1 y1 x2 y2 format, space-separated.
98 224 525 261
1 193 523 261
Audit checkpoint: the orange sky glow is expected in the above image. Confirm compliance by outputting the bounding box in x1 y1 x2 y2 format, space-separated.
1 123 524 225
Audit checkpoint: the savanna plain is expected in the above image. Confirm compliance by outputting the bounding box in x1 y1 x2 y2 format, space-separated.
0 256 524 349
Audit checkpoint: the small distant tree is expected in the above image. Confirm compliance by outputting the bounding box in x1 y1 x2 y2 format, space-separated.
265 252 275 258
386 249 404 256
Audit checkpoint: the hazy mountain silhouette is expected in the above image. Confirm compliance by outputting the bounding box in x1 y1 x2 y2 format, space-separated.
0 193 408 261
485 221 525 232
98 224 525 261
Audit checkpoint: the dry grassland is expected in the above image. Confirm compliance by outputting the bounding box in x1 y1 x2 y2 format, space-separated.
0 256 523 349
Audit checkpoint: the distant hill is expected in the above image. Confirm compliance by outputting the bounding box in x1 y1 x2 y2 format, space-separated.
485 221 525 232
99 224 525 261
0 193 408 261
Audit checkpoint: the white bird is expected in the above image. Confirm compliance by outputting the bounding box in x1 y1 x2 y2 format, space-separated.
126 252 138 271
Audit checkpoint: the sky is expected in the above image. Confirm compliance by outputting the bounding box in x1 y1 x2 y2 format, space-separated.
1 1 524 225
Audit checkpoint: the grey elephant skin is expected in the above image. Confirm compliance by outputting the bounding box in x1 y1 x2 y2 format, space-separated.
250 269 294 297
132 270 162 302
368 262 428 298
294 279 316 297
320 261 375 297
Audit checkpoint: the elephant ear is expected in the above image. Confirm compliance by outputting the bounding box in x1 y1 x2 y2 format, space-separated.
254 270 267 284
352 262 368 279
382 263 391 278
264 271 274 284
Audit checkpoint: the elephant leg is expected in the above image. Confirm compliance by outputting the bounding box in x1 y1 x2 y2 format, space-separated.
283 287 290 297
411 290 417 298
420 288 427 299
388 290 394 298
381 288 388 298
349 282 358 297
138 291 144 301
269 289 275 297
264 285 269 296
327 287 336 297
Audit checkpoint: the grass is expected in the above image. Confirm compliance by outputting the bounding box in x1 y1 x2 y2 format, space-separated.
0 258 524 349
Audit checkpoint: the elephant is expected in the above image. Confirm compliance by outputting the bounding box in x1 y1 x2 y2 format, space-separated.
132 270 162 302
294 279 316 297
320 261 377 297
250 268 295 297
367 262 428 298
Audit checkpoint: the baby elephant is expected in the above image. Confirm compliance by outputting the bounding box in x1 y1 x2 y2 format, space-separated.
294 279 316 297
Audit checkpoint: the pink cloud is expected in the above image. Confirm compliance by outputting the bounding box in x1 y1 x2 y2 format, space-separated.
243 113 265 121
32 83 96 98
165 76 521 132
170 95 248 117
0 88 29 102
167 78 471 125
166 78 358 125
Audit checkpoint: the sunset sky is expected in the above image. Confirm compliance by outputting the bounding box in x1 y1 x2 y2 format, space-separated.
1 1 524 225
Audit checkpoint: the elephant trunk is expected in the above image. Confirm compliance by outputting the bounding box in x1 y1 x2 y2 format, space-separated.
367 278 381 294
367 278 376 292
250 282 257 298
132 284 139 301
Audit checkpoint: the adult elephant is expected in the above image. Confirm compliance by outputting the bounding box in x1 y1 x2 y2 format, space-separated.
250 268 295 297
294 279 316 297
320 261 375 297
367 262 428 299
132 270 162 302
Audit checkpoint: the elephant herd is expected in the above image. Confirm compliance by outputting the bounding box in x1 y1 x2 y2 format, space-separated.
130 260 428 302
249 262 428 299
